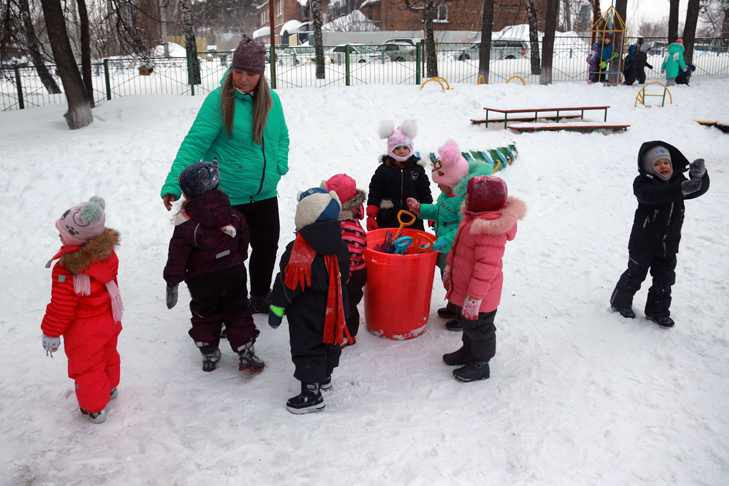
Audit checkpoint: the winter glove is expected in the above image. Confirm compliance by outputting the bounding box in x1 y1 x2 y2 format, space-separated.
42 335 61 357
366 204 379 231
681 178 703 196
461 296 483 321
443 265 451 291
432 238 449 253
405 197 420 214
268 305 285 329
166 285 178 309
689 158 706 179
599 61 608 70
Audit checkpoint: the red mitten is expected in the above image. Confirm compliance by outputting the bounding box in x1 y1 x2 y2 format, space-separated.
284 234 316 291
462 296 483 320
366 204 379 231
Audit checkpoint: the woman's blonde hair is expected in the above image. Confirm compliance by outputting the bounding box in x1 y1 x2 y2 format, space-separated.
221 72 272 145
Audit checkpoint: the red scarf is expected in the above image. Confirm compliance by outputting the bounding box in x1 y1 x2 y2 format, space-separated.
284 234 353 346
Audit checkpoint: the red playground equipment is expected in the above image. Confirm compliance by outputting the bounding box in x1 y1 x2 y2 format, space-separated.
364 226 437 340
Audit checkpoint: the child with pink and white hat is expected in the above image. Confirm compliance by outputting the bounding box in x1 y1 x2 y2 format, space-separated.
367 120 432 231
41 196 123 423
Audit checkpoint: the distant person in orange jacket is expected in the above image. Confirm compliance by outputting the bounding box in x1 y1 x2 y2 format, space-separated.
41 196 123 424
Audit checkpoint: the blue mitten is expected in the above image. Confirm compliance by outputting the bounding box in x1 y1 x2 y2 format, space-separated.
432 238 449 253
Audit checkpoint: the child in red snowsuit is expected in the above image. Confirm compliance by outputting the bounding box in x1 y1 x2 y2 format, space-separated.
323 174 367 339
41 196 123 423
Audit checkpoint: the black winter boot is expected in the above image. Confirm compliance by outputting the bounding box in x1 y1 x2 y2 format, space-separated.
238 341 265 372
443 346 471 366
453 361 490 382
610 287 636 318
445 319 464 332
200 347 221 372
320 376 332 391
646 314 675 328
437 303 459 319
286 382 325 414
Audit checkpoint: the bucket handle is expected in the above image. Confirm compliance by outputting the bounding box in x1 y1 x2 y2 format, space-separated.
393 210 417 239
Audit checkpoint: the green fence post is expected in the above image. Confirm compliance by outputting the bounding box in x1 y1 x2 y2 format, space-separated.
270 44 277 89
13 65 24 110
345 44 351 86
103 59 112 101
416 42 422 85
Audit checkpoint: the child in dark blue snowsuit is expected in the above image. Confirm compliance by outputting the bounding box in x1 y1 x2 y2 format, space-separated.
610 141 710 327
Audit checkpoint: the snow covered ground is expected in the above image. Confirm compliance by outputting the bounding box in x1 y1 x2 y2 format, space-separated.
1 78 728 485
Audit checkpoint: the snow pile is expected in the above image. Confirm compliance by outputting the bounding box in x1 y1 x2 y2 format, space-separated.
1 79 728 484
280 19 304 36
152 42 187 57
323 9 380 32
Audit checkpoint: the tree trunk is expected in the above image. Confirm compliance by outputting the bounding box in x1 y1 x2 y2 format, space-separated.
477 0 493 83
312 0 325 79
668 0 679 43
723 4 729 41
77 0 94 107
179 0 200 85
40 0 92 128
18 0 61 94
590 0 601 45
424 0 438 77
608 0 627 85
540 0 558 84
563 0 572 31
526 0 541 75
683 0 700 64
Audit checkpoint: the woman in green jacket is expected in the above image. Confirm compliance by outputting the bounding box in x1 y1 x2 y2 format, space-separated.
161 36 290 313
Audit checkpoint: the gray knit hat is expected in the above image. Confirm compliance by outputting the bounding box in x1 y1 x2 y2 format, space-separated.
642 146 672 176
233 35 266 74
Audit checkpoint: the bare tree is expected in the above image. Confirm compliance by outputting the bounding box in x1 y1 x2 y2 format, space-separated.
404 0 446 77
40 0 92 128
178 0 200 84
669 0 680 42
590 0 601 44
77 0 93 106
540 0 558 84
608 0 626 84
684 0 700 64
311 0 325 79
478 0 493 83
525 0 541 74
639 19 668 37
17 0 61 93
562 0 572 30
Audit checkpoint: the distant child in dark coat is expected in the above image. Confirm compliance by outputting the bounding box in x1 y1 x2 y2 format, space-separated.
164 161 263 373
610 142 710 327
624 38 653 85
269 188 351 414
367 120 432 231
323 174 367 339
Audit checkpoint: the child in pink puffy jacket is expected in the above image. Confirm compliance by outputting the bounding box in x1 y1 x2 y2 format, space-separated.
442 176 526 382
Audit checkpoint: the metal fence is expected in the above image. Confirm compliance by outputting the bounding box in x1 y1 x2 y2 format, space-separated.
2 37 728 111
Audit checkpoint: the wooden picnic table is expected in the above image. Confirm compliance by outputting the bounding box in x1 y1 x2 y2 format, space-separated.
508 122 630 133
483 105 610 128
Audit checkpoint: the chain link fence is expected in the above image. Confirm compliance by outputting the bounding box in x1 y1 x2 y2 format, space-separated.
2 37 728 111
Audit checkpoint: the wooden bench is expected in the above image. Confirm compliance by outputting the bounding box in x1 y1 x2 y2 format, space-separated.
470 114 582 125
696 119 729 133
483 105 610 128
508 122 630 133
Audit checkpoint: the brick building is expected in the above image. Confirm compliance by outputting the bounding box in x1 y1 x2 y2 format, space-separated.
257 0 546 43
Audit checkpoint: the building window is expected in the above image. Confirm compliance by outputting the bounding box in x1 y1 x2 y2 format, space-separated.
435 4 448 23
277 0 284 17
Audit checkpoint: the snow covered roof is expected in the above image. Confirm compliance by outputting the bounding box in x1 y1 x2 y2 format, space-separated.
360 0 380 7
297 0 308 6
280 19 304 35
152 42 187 57
252 26 270 39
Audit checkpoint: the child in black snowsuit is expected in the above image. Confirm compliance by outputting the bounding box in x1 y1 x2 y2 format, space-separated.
164 161 264 372
366 120 432 231
610 142 710 327
624 39 653 85
269 187 351 414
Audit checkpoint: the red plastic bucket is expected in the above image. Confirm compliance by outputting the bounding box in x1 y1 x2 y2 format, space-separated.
364 228 438 340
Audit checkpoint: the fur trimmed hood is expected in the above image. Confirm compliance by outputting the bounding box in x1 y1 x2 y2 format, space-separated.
56 229 120 274
339 189 366 220
468 197 526 235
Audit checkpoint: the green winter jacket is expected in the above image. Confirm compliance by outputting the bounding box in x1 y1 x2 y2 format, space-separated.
661 42 688 80
161 72 290 205
419 160 491 254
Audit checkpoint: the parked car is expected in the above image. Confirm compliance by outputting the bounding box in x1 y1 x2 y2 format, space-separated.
454 39 528 61
371 43 417 62
328 44 374 64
